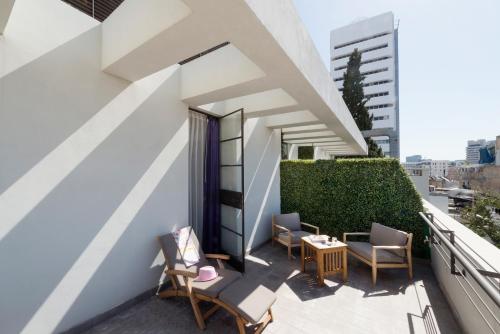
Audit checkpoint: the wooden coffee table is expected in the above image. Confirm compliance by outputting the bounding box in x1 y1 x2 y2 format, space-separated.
301 236 348 286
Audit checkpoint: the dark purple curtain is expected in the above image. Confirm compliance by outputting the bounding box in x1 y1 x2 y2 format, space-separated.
202 116 220 253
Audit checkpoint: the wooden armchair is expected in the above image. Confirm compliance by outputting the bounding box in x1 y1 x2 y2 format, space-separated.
343 223 413 285
272 212 319 260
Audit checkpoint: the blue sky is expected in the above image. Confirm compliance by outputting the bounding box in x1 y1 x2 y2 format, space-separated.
293 0 500 161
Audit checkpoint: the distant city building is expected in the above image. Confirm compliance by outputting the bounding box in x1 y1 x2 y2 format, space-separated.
450 160 467 167
406 155 422 163
404 158 449 177
429 160 449 178
466 139 486 164
466 138 499 165
330 12 400 158
497 136 500 166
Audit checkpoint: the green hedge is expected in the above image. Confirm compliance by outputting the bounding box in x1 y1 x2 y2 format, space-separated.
298 146 314 159
280 159 426 256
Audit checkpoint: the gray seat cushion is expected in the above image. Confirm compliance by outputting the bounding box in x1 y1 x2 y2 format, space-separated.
369 223 408 257
278 230 313 244
177 268 242 298
274 212 301 231
347 241 404 263
219 279 276 324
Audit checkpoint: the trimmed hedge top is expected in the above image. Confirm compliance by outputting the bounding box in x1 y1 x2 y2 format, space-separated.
280 159 426 256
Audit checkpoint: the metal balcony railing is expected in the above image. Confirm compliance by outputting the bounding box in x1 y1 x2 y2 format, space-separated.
61 0 124 22
420 211 500 333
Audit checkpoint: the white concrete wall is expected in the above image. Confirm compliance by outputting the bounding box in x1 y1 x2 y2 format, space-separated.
409 174 430 200
423 200 500 334
244 118 281 252
0 1 282 332
0 2 189 333
428 195 449 214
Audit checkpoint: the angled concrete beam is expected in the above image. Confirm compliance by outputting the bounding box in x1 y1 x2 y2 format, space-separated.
101 0 367 155
312 142 348 147
200 88 299 118
264 110 320 129
284 135 340 142
102 0 194 80
181 44 266 105
0 0 16 34
283 130 336 140
286 138 344 144
282 126 329 135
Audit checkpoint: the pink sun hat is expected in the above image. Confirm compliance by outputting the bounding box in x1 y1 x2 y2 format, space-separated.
195 266 218 282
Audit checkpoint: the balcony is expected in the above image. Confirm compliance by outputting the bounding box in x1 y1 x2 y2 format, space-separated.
82 242 460 334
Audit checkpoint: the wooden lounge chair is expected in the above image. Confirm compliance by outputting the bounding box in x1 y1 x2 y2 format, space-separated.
272 212 319 260
343 222 413 285
157 227 275 333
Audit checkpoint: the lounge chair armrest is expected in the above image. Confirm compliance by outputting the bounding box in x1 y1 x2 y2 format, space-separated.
343 232 370 242
166 269 197 279
372 245 407 250
274 224 291 233
205 253 230 269
301 222 319 235
205 253 230 260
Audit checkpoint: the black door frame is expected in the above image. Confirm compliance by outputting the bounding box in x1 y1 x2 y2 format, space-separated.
188 107 245 272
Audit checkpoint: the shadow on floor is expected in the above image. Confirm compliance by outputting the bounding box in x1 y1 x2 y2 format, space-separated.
83 242 461 334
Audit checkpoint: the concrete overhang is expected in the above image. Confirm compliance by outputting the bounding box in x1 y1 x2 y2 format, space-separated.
101 0 367 155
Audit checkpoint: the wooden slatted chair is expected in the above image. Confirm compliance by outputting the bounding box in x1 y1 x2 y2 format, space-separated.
272 212 319 260
157 227 275 333
343 223 413 285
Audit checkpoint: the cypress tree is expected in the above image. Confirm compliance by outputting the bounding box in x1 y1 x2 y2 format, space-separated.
341 49 383 157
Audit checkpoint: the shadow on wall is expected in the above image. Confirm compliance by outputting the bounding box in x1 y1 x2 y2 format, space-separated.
0 27 129 195
243 117 281 252
0 26 189 334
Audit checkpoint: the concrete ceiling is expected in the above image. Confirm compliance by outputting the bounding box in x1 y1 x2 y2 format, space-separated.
101 0 367 155
0 0 16 34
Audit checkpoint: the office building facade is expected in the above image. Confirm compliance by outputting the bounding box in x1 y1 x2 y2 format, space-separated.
331 12 400 158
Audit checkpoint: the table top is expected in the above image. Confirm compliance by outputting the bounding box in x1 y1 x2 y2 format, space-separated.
301 235 347 250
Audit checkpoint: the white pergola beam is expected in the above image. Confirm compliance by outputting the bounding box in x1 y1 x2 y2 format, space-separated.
283 130 335 140
313 142 347 147
285 137 343 144
0 0 15 33
200 88 300 118
101 0 367 155
181 44 266 105
282 124 328 133
264 110 319 129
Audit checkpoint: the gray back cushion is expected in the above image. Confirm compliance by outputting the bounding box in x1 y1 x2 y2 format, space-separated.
369 223 408 257
275 212 301 231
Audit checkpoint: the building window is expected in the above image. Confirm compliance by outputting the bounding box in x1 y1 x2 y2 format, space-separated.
334 56 392 71
333 32 391 50
367 104 394 110
365 91 389 99
334 68 388 82
363 80 392 87
332 44 389 61
373 115 390 121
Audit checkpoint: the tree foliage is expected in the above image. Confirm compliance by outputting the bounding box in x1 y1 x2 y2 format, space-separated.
341 49 383 157
342 49 372 131
461 194 500 248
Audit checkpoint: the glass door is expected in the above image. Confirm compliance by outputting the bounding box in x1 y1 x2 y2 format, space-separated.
219 108 245 272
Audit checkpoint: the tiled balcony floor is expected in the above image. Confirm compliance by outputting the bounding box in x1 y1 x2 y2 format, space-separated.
84 243 461 334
